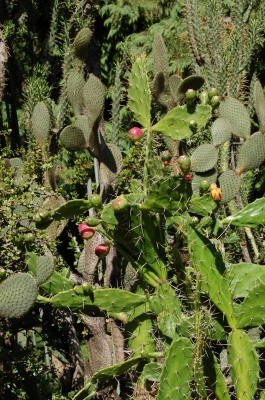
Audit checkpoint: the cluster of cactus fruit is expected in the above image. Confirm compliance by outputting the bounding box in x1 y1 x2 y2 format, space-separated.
3 23 265 399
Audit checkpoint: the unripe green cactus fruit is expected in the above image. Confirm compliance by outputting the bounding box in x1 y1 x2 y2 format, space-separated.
177 155 191 174
185 88 197 105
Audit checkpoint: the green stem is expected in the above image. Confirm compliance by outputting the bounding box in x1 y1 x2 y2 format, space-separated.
193 272 207 399
143 128 152 197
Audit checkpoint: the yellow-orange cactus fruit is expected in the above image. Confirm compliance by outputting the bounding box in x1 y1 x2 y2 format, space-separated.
210 183 222 201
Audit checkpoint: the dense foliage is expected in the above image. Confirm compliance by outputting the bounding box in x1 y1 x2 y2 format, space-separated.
1 1 265 399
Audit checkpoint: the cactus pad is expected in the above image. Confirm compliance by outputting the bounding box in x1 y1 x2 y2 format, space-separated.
152 33 169 76
254 80 265 133
32 101 51 147
60 125 87 152
67 70 85 116
190 144 218 172
73 27 93 71
128 53 151 128
211 117 233 146
151 104 211 140
36 255 54 285
157 337 193 399
99 143 123 188
83 73 105 123
42 196 68 241
236 132 265 174
192 169 218 194
228 329 259 399
0 273 38 318
219 97 251 138
74 115 89 143
152 71 175 111
218 170 241 204
168 74 182 101
83 74 105 157
77 231 102 283
175 75 204 102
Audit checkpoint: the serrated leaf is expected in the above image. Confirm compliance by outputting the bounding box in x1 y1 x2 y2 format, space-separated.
189 194 219 216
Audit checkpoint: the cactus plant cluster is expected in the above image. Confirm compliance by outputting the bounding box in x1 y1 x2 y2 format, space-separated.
11 27 261 399
2 11 265 398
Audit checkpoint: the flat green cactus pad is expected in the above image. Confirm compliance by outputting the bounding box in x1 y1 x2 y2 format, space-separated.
152 33 168 76
152 71 175 111
236 131 265 174
192 168 218 194
99 143 123 187
211 117 233 146
219 97 251 138
32 101 51 147
190 144 218 172
168 74 183 102
141 176 192 214
128 53 151 128
83 74 105 158
73 27 93 70
0 273 38 318
60 125 87 152
218 170 241 204
67 70 85 116
76 231 102 282
228 329 259 398
36 255 54 285
225 262 265 299
83 74 105 124
157 337 193 400
254 80 265 133
151 104 211 140
74 115 89 143
42 196 68 240
175 75 204 102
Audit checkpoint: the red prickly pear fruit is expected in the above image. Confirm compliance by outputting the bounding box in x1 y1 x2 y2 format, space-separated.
163 161 170 167
177 155 191 174
128 127 143 142
78 223 95 239
199 91 209 105
185 89 197 105
89 194 102 209
184 174 191 180
112 195 129 212
200 180 210 193
210 95 220 110
95 243 110 258
189 119 198 133
208 87 218 100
